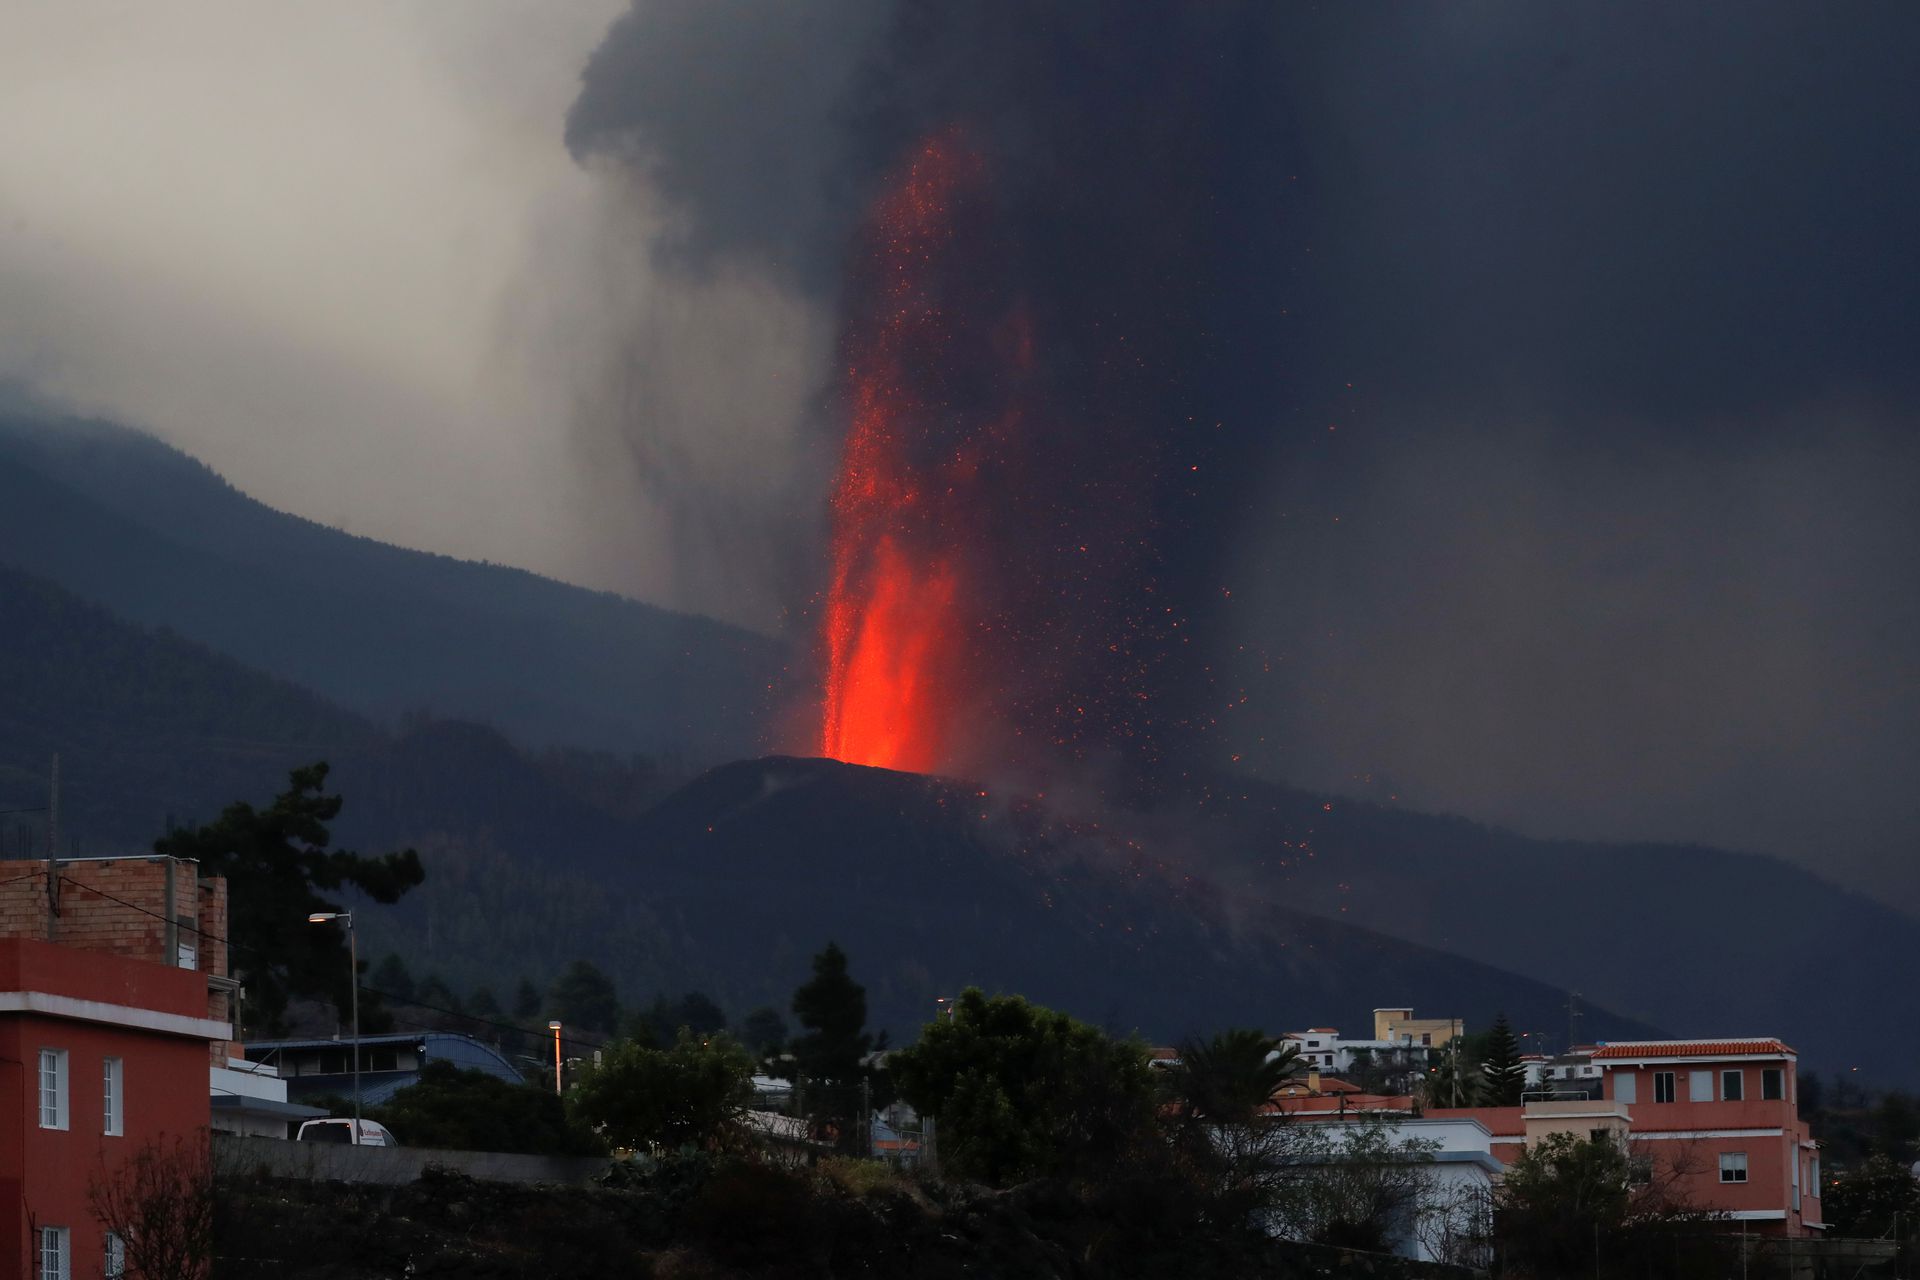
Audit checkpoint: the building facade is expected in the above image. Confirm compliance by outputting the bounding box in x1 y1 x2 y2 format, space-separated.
2 856 234 1278
1 937 229 1279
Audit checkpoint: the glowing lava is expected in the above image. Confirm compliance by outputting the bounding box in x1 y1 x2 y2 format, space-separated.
818 134 992 773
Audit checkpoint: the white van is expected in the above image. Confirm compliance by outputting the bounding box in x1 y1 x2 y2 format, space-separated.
296 1117 399 1146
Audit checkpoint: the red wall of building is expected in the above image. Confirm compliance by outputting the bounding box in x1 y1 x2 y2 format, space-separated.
2 939 216 1279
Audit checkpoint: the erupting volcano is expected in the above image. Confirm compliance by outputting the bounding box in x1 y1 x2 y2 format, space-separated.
818 133 1008 774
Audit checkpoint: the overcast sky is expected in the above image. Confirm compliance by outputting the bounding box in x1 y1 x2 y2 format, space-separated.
1 3 1914 911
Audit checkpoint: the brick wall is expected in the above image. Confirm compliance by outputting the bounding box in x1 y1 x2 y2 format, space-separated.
0 855 234 1057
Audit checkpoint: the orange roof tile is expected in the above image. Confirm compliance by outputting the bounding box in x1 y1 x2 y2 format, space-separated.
1591 1039 1794 1059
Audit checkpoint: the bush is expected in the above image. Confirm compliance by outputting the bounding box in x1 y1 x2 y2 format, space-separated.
818 1156 909 1199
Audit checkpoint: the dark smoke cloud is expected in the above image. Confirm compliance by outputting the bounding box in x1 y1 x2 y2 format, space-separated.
567 3 1920 905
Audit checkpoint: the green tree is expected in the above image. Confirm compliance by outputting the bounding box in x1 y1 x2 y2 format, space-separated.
1420 1038 1484 1108
788 942 875 1148
513 977 541 1020
1167 1028 1300 1123
369 953 415 1001
568 1029 756 1152
1825 1154 1920 1266
548 959 620 1033
153 763 423 1035
372 1060 601 1156
1480 1013 1527 1106
1267 1114 1439 1253
738 1006 788 1056
1495 1132 1729 1278
889 988 1158 1186
632 990 729 1044
789 942 872 1083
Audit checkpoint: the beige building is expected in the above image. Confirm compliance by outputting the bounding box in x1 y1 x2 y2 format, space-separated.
1373 1007 1464 1049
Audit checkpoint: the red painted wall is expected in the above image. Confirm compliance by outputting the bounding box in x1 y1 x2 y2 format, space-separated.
2 940 215 1279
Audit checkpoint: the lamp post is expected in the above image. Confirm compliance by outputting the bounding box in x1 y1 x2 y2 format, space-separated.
307 911 359 1143
548 1020 564 1095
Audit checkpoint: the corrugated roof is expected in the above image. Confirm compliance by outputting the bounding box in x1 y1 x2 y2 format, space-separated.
1591 1039 1794 1059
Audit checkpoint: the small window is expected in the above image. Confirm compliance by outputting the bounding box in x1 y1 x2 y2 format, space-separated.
1722 1070 1744 1102
368 1049 400 1073
1721 1152 1749 1183
1762 1068 1784 1101
1654 1071 1676 1103
103 1058 123 1136
37 1226 69 1280
1421 1033 1432 1046
104 1231 125 1279
1689 1070 1715 1102
1615 1072 1638 1104
1809 1155 1820 1195
38 1049 69 1130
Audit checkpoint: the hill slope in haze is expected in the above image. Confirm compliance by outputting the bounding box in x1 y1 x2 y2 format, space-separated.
5 557 1914 1081
0 411 782 759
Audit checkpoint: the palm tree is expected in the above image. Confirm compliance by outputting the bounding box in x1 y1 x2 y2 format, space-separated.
1419 1038 1484 1108
1169 1028 1304 1124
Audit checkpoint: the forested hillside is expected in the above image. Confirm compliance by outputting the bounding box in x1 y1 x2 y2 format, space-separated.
0 411 783 759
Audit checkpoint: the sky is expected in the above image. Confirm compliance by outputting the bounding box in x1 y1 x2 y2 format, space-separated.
1 3 1914 910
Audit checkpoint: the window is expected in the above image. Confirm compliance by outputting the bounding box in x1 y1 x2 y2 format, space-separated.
104 1231 125 1279
103 1057 124 1136
1421 1033 1432 1046
1720 1152 1749 1183
1654 1071 1676 1103
1722 1070 1744 1102
1616 1072 1638 1104
1809 1155 1820 1195
38 1049 69 1129
1762 1068 1784 1101
37 1226 68 1280
1689 1070 1714 1102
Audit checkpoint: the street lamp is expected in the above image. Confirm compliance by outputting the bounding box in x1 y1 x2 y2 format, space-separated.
307 911 359 1143
548 1020 563 1096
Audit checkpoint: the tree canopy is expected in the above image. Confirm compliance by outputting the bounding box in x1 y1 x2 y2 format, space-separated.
789 942 871 1085
1479 1013 1527 1106
568 1029 756 1153
153 762 423 1035
374 1061 601 1156
889 988 1157 1186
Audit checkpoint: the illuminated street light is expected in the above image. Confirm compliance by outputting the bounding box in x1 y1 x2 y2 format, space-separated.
548 1020 564 1095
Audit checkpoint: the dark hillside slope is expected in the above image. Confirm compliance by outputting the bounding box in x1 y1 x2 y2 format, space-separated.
1142 778 1920 1077
0 412 780 758
493 756 1666 1047
0 565 654 865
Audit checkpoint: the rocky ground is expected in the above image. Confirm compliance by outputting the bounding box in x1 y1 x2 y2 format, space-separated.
210 1160 1470 1280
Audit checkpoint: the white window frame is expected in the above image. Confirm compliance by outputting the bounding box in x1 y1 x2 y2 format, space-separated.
103 1057 124 1136
38 1048 69 1130
1809 1154 1820 1195
1722 1069 1744 1101
1689 1070 1715 1103
1615 1071 1638 1105
37 1226 69 1280
1762 1067 1784 1101
104 1230 126 1280
1720 1151 1749 1183
1653 1071 1676 1103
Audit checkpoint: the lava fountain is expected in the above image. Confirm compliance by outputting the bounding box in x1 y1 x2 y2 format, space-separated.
818 132 998 773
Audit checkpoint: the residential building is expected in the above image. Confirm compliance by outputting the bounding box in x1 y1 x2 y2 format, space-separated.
1 935 229 1280
1430 1037 1821 1235
1280 1023 1443 1093
211 1054 324 1138
1373 1008 1464 1051
245 1030 527 1106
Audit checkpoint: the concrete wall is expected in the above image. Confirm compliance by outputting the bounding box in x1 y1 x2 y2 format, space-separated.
214 1133 615 1187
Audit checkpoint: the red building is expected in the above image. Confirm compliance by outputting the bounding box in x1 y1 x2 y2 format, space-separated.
1431 1037 1821 1235
1 858 232 1279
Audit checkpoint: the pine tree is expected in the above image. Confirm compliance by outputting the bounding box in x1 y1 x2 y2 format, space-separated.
1481 1013 1528 1106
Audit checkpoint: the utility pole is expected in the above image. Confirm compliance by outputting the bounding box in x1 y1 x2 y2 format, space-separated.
44 753 60 941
